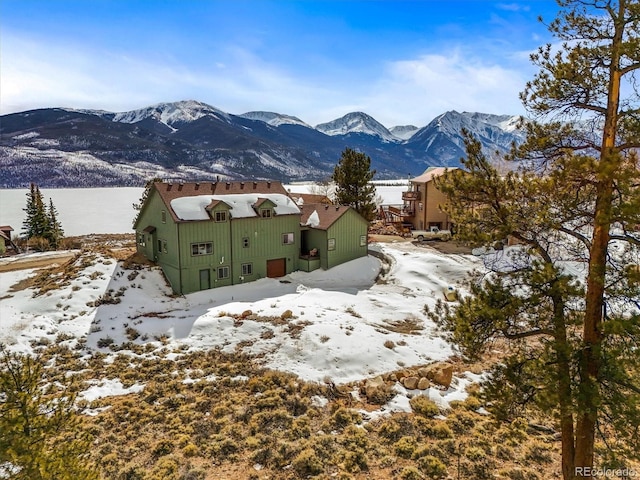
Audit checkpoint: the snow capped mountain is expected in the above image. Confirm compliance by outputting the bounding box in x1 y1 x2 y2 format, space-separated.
239 111 311 128
112 100 230 128
0 103 527 187
390 125 419 141
315 112 399 142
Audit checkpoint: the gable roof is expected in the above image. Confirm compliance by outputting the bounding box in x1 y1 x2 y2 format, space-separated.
151 181 293 222
299 203 362 230
411 166 458 184
290 193 333 205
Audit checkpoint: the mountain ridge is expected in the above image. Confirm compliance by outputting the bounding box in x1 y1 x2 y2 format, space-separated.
0 100 524 188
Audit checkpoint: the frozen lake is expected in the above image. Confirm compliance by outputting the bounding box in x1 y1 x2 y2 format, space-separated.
0 183 408 237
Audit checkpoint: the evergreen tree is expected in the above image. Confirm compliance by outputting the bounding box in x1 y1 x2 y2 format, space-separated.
45 198 64 250
0 347 98 480
133 178 162 227
433 2 640 477
21 183 47 239
331 148 377 221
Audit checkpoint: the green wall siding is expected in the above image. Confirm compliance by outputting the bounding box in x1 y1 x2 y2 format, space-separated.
326 209 368 270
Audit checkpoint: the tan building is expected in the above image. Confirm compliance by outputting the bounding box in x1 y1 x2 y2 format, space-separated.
402 167 456 231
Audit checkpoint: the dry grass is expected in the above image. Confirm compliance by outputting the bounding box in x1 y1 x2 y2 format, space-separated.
376 315 424 335
17 343 591 480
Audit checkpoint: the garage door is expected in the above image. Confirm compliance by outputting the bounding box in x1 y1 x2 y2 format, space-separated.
266 258 286 278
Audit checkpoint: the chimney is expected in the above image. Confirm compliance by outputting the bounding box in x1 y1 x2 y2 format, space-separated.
167 183 173 191
178 183 183 191
253 182 257 189
195 183 200 190
240 182 245 190
226 182 230 190
267 181 271 189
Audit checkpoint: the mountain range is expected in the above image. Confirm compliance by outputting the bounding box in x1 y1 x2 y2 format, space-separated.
0 100 525 188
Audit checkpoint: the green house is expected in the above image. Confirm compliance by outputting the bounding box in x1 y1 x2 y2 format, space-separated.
133 181 369 294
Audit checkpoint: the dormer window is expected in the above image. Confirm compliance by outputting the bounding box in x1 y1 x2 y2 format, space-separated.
261 209 272 218
215 211 227 222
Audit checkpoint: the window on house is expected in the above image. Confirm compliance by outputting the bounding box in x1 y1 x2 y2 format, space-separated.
217 266 230 279
138 234 145 246
241 263 253 275
157 239 162 253
261 209 272 218
161 210 167 223
419 202 423 211
328 238 336 251
282 232 294 245
215 211 227 222
162 240 168 254
360 235 367 247
242 237 250 248
191 242 213 256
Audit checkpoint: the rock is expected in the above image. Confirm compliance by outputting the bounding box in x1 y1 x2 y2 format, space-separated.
241 309 253 318
402 376 419 390
424 362 454 388
417 367 430 378
364 376 386 398
396 370 408 380
417 377 430 390
387 373 398 383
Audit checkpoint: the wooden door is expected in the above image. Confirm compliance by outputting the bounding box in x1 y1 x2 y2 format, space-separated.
266 258 286 278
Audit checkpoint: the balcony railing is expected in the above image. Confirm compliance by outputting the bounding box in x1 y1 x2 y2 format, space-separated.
402 191 421 201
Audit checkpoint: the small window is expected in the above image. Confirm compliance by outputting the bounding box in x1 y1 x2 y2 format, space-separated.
328 238 336 251
360 235 367 247
282 232 294 245
241 263 253 275
162 240 168 254
217 266 230 279
215 211 227 222
261 209 272 218
138 234 145 246
157 239 162 253
191 242 213 256
419 202 423 211
242 237 250 248
161 210 167 223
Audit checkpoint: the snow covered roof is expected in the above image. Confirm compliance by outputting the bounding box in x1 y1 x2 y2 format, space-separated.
152 181 293 222
411 166 458 184
299 203 358 230
171 193 300 221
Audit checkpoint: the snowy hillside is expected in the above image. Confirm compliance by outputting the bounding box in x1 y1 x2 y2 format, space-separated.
390 125 419 140
0 242 482 403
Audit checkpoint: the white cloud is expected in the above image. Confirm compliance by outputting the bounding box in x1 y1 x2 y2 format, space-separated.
1 31 533 128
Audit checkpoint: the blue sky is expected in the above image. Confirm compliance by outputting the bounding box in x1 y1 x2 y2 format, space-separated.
1 0 561 127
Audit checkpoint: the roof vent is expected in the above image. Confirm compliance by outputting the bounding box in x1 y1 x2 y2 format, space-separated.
267 181 271 188
167 184 173 191
240 182 245 189
253 182 257 189
226 182 230 190
178 184 183 191
336 206 340 211
324 205 329 210
195 183 200 190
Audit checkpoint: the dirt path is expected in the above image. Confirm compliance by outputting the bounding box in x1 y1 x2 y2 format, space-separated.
0 253 76 273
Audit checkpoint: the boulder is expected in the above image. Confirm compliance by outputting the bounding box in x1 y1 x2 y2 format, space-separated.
417 377 430 390
424 362 453 388
402 376 419 390
364 376 386 398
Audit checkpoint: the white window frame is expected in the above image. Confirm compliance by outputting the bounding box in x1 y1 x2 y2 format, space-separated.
215 211 227 222
217 266 230 279
191 242 213 256
328 238 336 251
261 209 272 218
241 263 253 275
282 232 294 245
360 235 367 247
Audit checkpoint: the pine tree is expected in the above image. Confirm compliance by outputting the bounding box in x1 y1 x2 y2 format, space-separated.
45 198 64 250
0 347 99 480
133 178 162 227
331 148 377 221
433 1 640 476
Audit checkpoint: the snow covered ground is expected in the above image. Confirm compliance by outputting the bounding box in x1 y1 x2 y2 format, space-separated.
0 241 482 408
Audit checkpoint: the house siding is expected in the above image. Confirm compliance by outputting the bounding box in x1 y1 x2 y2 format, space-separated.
326 209 369 270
